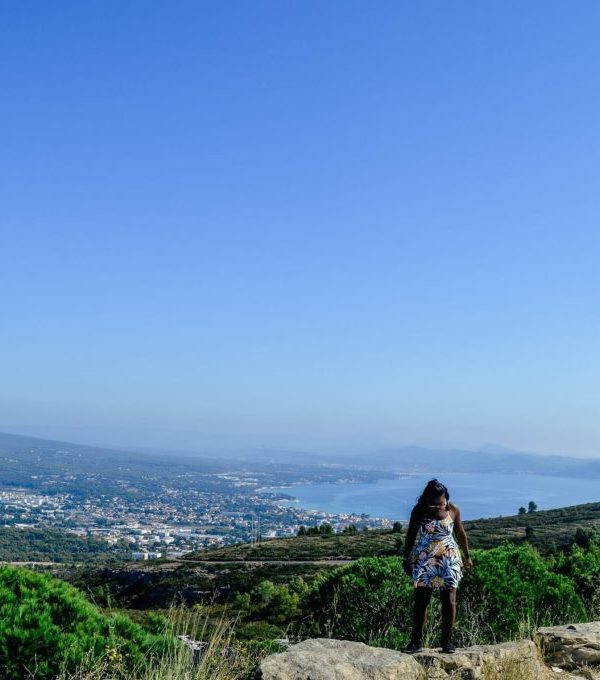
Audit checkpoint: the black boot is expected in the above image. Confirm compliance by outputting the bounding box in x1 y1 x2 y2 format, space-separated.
440 632 456 654
403 636 423 654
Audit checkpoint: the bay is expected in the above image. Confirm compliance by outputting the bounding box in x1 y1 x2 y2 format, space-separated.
262 472 600 521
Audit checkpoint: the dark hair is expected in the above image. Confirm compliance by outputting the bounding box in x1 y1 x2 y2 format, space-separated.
413 478 450 519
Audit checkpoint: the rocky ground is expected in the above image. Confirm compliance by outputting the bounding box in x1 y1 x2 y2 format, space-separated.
259 622 600 679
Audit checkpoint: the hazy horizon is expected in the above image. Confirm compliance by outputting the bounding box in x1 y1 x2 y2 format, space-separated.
0 424 594 461
2 2 600 457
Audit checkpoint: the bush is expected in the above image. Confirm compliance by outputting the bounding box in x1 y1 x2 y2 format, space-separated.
235 621 284 641
240 578 307 624
303 547 586 649
457 544 585 643
552 536 600 618
304 557 412 646
0 566 175 679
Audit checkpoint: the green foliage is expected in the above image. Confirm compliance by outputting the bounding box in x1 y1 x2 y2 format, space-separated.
235 621 285 641
186 502 600 565
233 591 251 611
143 612 171 636
552 536 600 618
574 527 595 549
392 521 403 533
304 547 586 649
0 527 123 564
0 566 175 679
303 523 334 536
458 545 585 643
236 576 309 625
518 507 526 515
394 535 404 552
253 580 276 606
188 527 401 562
528 501 537 513
462 501 600 553
305 557 412 646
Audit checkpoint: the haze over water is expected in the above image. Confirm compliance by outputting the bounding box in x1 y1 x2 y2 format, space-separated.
264 472 600 521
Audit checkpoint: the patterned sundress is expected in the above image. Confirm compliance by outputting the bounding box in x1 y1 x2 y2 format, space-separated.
409 511 463 589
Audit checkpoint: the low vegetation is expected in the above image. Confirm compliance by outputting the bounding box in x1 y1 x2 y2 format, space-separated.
183 501 600 563
293 545 584 649
182 527 401 561
0 526 126 564
67 501 600 616
4 503 600 677
463 501 600 553
0 566 175 679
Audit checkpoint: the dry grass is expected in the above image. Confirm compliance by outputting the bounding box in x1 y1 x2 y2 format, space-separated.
56 606 261 680
481 656 540 680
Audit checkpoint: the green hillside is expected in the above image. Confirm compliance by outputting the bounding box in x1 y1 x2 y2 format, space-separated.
183 528 401 561
462 501 600 551
61 501 600 613
184 500 600 561
0 526 126 564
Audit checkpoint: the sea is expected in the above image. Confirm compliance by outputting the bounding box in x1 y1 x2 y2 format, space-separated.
261 472 600 521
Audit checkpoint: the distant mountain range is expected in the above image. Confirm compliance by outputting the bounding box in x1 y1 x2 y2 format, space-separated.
187 441 600 479
0 431 393 498
347 445 600 478
183 442 600 480
0 430 599 479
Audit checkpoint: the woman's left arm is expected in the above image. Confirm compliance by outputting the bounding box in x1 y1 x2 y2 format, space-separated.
452 504 473 570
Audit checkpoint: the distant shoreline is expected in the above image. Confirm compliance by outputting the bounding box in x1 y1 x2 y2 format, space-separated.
257 471 600 523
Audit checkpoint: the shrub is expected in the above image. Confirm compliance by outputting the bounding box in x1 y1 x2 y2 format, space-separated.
304 547 586 649
304 557 412 646
552 536 600 618
0 566 174 679
457 544 585 643
235 621 284 641
242 579 305 623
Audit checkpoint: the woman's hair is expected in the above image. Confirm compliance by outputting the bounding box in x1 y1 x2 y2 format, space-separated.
413 478 450 518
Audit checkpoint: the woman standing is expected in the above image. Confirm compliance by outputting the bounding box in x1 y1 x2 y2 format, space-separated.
402 479 473 653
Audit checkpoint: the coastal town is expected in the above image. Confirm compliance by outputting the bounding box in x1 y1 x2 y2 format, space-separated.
0 462 394 560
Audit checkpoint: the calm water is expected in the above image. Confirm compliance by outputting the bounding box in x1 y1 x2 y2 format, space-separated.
262 472 600 520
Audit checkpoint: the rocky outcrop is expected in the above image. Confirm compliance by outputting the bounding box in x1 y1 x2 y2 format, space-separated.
260 638 425 679
537 622 600 671
259 638 540 679
260 624 600 679
413 639 541 679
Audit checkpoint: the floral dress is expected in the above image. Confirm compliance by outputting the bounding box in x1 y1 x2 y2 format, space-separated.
409 511 463 589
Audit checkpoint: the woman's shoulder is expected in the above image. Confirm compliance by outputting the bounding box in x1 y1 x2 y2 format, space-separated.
448 501 460 519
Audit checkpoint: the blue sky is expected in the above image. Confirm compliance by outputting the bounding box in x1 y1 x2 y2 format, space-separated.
1 2 599 455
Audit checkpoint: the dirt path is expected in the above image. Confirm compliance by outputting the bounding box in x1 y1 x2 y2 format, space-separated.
176 558 353 565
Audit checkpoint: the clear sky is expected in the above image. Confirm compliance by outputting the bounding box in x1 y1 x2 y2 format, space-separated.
1 2 599 456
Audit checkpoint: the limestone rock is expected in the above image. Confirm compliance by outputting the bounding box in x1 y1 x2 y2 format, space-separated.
537 622 600 670
413 639 542 679
259 637 425 680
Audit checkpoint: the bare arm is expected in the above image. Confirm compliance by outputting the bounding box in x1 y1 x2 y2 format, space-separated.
451 503 472 565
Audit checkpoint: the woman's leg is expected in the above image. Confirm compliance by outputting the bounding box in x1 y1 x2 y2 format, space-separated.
411 586 433 643
440 587 456 646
